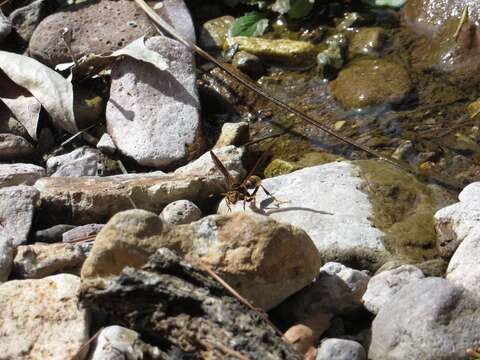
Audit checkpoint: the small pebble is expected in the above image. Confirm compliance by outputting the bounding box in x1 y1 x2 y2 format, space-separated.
160 200 202 225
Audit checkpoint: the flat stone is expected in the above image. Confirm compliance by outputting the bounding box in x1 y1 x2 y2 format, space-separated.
28 0 158 67
0 274 90 360
62 223 104 242
0 9 11 42
35 224 76 243
0 163 45 188
0 133 34 161
0 186 39 246
317 339 366 360
81 210 321 310
9 0 51 43
362 265 424 314
46 146 100 177
34 146 244 225
106 36 204 168
13 242 87 278
159 199 202 225
369 277 480 360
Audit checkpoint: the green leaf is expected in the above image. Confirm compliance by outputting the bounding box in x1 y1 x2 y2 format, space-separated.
288 0 314 19
229 11 269 37
362 0 407 8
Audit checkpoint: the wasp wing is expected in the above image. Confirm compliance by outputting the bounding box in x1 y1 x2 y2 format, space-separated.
210 150 235 188
241 140 276 187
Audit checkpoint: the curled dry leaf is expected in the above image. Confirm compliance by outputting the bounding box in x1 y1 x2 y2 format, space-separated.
0 50 77 134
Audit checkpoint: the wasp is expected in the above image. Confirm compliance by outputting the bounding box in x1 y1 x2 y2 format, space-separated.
210 147 281 211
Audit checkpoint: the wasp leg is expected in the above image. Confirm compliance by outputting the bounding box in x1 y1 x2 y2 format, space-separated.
260 185 288 205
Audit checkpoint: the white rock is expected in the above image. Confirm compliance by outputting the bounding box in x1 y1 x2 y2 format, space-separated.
434 181 480 257
0 163 45 188
317 339 366 360
106 36 204 168
96 133 116 154
0 9 11 42
0 274 90 360
0 236 13 282
218 162 388 267
362 265 424 314
89 325 161 360
446 226 480 293
0 185 39 246
160 199 202 225
214 121 249 148
47 146 100 177
155 0 196 43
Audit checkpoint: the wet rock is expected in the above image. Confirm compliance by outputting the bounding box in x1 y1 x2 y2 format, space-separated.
96 133 116 154
46 146 100 177
0 10 11 42
89 326 163 360
232 51 265 78
0 236 13 282
81 248 302 359
330 59 412 109
159 199 202 225
317 33 347 78
0 185 39 246
0 163 45 188
213 121 249 148
362 265 424 314
369 277 480 360
392 140 415 161
13 242 87 278
155 0 195 44
0 133 34 161
62 223 104 242
34 146 244 225
446 226 480 293
229 36 317 66
404 0 480 37
81 210 321 310
317 338 366 360
349 27 385 56
9 0 51 43
35 224 76 243
28 0 158 67
107 36 204 168
0 274 90 360
434 182 480 257
199 15 234 52
264 158 302 178
276 262 370 323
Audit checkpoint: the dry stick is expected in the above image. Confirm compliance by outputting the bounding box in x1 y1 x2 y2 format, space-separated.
0 0 9 7
196 262 283 337
133 0 463 192
71 327 104 360
454 6 469 41
61 123 97 147
66 234 97 244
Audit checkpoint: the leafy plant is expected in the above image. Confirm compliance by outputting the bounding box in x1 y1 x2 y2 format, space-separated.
229 11 270 37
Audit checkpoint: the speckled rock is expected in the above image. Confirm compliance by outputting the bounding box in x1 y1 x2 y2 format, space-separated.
46 146 100 177
0 274 90 360
160 199 202 225
106 36 204 168
81 210 321 310
213 121 249 148
28 0 158 67
0 10 11 42
317 339 366 360
155 0 195 44
330 59 412 109
0 186 39 246
0 163 45 188
9 0 51 43
0 133 34 161
362 265 424 314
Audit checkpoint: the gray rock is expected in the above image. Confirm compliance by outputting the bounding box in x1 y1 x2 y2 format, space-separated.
317 339 366 360
213 121 249 149
0 236 13 282
46 146 100 177
0 186 39 246
232 51 265 78
160 199 202 225
362 265 424 314
200 15 234 52
155 0 196 43
0 10 11 42
35 224 76 243
96 133 116 154
89 325 162 360
0 163 45 188
0 133 34 161
0 274 90 360
107 36 204 168
446 226 480 293
9 0 51 43
62 223 104 242
369 277 480 360
434 181 480 257
13 242 87 278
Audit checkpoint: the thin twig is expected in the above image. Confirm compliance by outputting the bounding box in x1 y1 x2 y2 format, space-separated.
0 0 9 8
71 327 104 360
65 234 97 244
454 6 469 41
197 262 283 337
61 123 97 147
